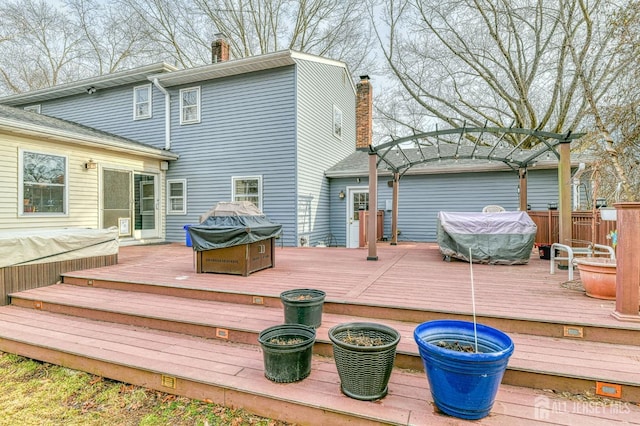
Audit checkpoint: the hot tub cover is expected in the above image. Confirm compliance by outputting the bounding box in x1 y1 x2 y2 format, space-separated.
0 227 119 268
437 211 537 265
188 215 282 251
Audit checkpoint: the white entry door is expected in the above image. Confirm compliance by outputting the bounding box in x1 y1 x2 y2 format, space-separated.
135 173 159 239
347 188 369 248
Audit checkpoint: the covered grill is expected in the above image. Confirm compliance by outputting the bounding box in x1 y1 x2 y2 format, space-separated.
188 202 282 276
437 211 537 265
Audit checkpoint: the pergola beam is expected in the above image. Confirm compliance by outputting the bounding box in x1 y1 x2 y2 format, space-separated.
359 125 584 262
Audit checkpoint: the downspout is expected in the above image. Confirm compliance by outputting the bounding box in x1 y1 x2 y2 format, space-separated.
152 78 171 150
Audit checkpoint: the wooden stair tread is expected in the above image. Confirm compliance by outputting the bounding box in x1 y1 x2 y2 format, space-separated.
9 284 640 388
1 306 639 425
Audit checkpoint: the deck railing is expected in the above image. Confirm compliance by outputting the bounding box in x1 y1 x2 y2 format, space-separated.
528 210 617 247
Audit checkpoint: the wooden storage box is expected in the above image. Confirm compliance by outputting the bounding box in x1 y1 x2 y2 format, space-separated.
195 238 275 276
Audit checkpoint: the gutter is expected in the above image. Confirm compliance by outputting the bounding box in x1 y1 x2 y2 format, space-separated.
152 78 171 150
0 120 178 161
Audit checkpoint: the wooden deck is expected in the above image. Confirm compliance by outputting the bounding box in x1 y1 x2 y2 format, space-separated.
1 242 640 425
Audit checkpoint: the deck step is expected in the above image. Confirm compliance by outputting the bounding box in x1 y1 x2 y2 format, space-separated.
1 305 639 425
61 272 640 347
8 284 640 404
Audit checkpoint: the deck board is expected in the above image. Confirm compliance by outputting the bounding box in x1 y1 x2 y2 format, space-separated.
9 282 640 389
2 306 639 425
63 243 638 329
3 242 640 425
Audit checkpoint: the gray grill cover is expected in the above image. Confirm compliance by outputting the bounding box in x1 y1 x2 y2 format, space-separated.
437 211 537 265
188 215 282 251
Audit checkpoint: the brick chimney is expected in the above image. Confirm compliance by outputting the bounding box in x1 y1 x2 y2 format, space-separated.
356 75 372 149
211 33 229 63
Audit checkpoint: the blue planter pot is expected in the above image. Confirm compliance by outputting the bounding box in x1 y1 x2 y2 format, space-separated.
414 320 514 420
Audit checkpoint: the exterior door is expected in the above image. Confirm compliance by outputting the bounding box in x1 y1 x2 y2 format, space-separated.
134 173 159 239
102 169 132 235
347 188 369 248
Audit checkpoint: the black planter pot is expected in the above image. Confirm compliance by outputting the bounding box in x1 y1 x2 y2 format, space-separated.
280 288 326 328
328 322 400 401
258 324 316 383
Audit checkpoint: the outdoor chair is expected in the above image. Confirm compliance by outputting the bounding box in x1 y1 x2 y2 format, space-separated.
550 242 616 281
482 205 506 213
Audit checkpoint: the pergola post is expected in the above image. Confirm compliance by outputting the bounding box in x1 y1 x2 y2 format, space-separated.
557 142 572 246
367 152 378 260
391 172 399 246
518 168 528 212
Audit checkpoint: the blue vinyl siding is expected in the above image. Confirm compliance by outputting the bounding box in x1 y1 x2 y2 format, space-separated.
164 67 298 245
23 84 166 148
329 169 559 245
295 59 355 246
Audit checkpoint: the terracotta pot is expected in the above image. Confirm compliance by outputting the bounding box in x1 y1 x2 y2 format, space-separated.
575 258 616 300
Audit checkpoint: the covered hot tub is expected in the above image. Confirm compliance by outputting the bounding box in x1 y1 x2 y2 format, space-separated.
0 227 119 305
437 211 537 265
188 202 282 276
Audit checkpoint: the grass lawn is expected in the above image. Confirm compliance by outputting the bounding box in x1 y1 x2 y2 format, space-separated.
0 352 290 426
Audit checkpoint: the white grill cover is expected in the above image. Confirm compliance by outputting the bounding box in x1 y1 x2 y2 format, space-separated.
437 211 537 265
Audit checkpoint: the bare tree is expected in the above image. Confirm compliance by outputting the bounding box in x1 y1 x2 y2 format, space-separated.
65 0 160 74
0 0 377 95
565 0 640 202
0 0 167 94
0 0 85 93
119 0 378 75
372 0 631 146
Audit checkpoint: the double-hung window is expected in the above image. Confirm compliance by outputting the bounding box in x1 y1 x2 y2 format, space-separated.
232 176 262 211
167 179 187 215
180 87 201 124
333 105 343 139
21 150 67 215
133 84 152 119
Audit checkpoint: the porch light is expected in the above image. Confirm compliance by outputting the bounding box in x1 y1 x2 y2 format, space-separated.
339 190 345 200
84 159 97 170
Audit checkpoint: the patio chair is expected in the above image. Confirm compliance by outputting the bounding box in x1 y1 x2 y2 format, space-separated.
482 205 506 213
550 242 616 281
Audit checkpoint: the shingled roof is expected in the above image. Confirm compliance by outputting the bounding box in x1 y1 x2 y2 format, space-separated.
0 104 177 160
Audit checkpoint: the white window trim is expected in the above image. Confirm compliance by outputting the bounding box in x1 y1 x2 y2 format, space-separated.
133 84 152 120
231 175 263 211
180 86 201 125
18 148 69 216
167 179 187 215
24 105 41 113
333 105 343 139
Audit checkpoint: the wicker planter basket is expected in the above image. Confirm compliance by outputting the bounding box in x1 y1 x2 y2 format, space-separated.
328 322 400 401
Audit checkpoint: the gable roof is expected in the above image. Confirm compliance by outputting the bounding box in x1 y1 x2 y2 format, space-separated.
0 50 355 106
0 105 178 160
0 63 177 106
148 50 353 91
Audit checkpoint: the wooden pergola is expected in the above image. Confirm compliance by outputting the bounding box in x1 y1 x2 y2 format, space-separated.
358 125 584 260
360 125 640 322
